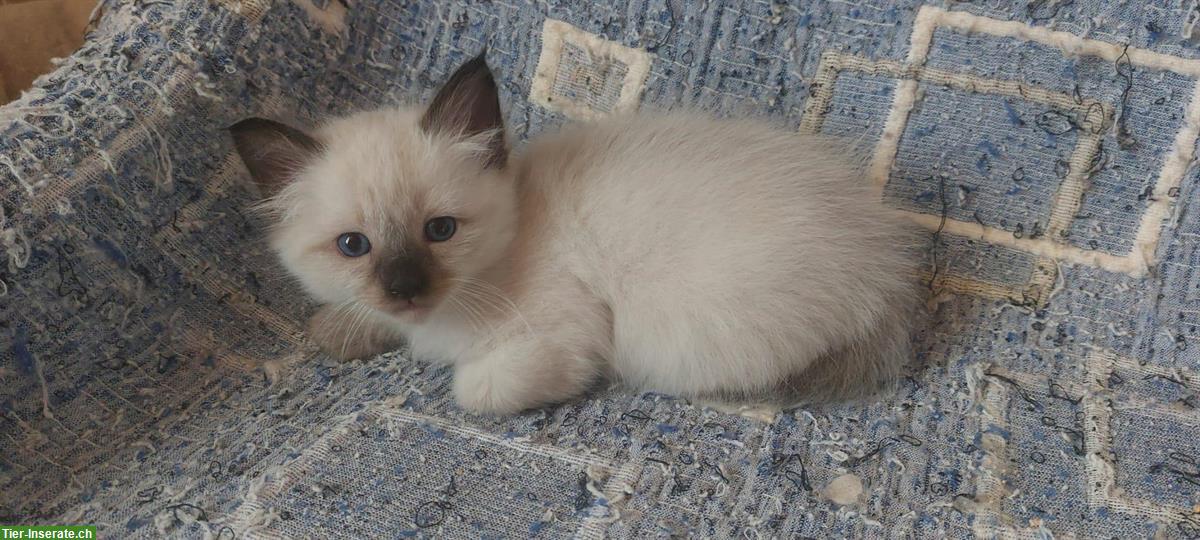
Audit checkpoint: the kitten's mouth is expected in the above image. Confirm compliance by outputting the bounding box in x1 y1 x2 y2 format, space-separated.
399 300 425 311
382 298 433 320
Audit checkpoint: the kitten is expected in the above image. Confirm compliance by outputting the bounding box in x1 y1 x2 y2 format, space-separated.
231 53 921 414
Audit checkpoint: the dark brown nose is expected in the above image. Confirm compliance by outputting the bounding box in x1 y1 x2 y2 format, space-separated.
380 256 429 301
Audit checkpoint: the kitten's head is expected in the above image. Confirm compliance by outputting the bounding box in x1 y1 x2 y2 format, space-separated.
230 53 515 322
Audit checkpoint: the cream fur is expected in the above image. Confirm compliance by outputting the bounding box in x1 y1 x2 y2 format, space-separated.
258 109 921 414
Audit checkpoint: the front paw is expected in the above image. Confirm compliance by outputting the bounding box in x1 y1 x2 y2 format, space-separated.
307 306 395 361
452 360 539 415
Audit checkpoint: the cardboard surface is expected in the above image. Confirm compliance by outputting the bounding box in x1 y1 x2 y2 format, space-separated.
0 0 94 103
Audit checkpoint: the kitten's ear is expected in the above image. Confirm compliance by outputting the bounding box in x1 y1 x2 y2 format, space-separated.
420 51 507 168
229 118 322 197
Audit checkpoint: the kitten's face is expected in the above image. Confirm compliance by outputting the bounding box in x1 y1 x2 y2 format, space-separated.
232 54 511 323
270 109 516 322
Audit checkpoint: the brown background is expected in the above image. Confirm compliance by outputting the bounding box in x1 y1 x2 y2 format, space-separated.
0 0 95 103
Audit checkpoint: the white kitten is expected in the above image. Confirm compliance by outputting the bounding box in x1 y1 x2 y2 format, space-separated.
231 54 921 414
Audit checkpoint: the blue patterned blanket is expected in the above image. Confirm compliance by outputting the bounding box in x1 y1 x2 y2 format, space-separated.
3 0 1199 537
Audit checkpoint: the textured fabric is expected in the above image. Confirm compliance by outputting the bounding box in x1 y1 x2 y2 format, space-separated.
3 0 1200 537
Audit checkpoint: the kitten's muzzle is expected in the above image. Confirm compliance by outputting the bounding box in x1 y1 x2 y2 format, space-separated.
380 255 430 303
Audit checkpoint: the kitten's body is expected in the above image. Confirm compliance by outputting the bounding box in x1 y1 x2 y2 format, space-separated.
233 55 919 414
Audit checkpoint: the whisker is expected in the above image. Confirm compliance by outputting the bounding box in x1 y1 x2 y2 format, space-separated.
341 305 373 359
450 277 538 340
451 286 503 336
332 301 361 337
448 296 484 334
323 300 363 357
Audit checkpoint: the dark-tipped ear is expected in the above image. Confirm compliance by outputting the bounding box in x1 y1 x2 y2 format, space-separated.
229 118 322 197
420 51 507 168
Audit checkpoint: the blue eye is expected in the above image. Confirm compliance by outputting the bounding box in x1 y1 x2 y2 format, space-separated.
336 232 371 257
424 216 457 242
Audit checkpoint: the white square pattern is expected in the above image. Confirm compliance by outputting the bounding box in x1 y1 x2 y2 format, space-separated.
530 19 653 120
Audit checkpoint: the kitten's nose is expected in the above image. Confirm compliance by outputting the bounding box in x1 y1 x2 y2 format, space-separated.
386 274 425 301
382 256 430 303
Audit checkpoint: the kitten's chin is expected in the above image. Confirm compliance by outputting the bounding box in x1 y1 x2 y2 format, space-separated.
374 300 434 325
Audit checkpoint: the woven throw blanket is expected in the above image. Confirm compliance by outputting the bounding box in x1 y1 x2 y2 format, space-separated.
3 0 1199 537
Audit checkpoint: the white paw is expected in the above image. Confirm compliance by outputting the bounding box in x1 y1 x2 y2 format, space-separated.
451 360 532 415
